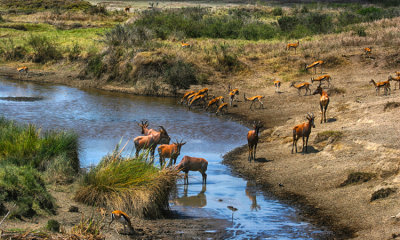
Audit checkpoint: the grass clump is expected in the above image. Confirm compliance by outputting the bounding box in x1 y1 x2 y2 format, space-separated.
384 101 400 111
46 219 60 232
75 150 178 219
314 131 343 143
370 188 397 201
340 172 375 187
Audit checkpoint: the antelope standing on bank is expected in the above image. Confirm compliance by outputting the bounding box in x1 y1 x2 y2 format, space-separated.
176 156 208 185
274 80 281 93
388 75 400 90
286 40 299 54
206 96 224 111
133 126 170 161
311 74 332 88
109 210 134 234
228 88 239 106
290 82 311 96
216 102 228 115
158 140 186 166
244 94 264 110
292 113 315 154
364 47 372 57
370 79 390 96
313 86 330 124
17 66 29 78
305 60 323 74
247 121 263 162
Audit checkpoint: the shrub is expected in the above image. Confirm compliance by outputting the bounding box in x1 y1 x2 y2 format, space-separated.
370 188 397 201
103 24 154 48
26 35 62 63
278 16 299 32
86 54 106 78
164 60 197 94
0 39 27 61
339 172 375 187
67 42 81 61
213 44 244 73
272 7 283 16
46 219 60 232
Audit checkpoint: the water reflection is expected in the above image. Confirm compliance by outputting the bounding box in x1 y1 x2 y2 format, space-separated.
245 181 260 211
173 184 207 208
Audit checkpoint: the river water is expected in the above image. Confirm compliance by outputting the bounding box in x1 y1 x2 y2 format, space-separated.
0 78 330 239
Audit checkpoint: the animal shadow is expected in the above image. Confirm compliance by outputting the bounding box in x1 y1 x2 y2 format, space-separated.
254 157 272 163
300 146 320 154
327 118 337 123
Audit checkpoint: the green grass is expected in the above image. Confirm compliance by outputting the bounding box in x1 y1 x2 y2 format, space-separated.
75 150 178 219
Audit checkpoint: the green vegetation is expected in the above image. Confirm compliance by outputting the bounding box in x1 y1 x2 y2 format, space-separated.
340 172 375 187
75 149 178 219
46 219 60 232
0 0 92 12
0 117 79 217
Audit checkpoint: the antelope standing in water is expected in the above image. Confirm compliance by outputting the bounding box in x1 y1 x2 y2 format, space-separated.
133 126 170 161
206 96 224 111
157 140 186 166
370 79 390 96
176 156 208 185
313 86 330 124
247 121 263 162
286 40 299 54
305 60 323 74
290 82 311 96
292 113 315 154
180 90 195 104
216 102 228 115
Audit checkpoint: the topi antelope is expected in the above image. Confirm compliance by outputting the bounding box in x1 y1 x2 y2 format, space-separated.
313 86 330 124
388 75 400 90
17 66 29 78
274 80 281 93
176 156 208 185
370 79 390 96
305 60 323 74
206 96 224 111
311 74 332 88
158 140 186 166
137 120 158 136
216 102 228 115
286 40 299 54
292 113 315 154
244 94 264 110
134 126 170 161
290 82 311 96
247 121 263 162
109 210 134 234
180 90 196 104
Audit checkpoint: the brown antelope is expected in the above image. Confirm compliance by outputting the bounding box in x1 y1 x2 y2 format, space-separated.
247 121 263 162
188 94 206 109
124 7 130 13
133 126 170 161
370 79 391 96
158 140 186 166
305 60 323 74
364 47 372 57
286 40 299 54
313 86 330 124
216 102 228 115
137 120 158 136
180 90 195 104
244 94 264 110
290 82 311 96
185 92 198 105
176 156 208 185
181 41 191 48
311 74 331 88
206 96 224 111
109 210 134 234
292 113 315 154
395 71 400 77
17 66 28 78
274 80 281 93
388 75 400 90
228 87 239 106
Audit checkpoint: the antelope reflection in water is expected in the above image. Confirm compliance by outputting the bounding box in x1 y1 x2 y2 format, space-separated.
246 181 260 211
173 184 207 208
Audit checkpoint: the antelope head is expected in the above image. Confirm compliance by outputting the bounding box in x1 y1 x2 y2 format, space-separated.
138 120 149 134
306 113 315 128
159 126 171 144
313 86 323 95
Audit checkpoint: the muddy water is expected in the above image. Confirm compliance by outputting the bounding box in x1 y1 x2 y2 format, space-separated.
0 78 330 239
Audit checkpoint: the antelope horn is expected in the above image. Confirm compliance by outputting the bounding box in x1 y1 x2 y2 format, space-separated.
159 126 167 133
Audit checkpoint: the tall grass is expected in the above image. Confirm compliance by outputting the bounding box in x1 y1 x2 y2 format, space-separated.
75 150 178 219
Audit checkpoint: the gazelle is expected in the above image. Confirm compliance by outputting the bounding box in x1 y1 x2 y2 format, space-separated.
188 94 206 109
17 66 29 78
228 88 239 106
286 40 299 54
185 92 198 106
180 90 195 104
311 74 331 88
313 86 330 124
274 80 281 93
158 140 186 166
216 102 228 115
206 96 224 111
290 82 311 96
292 113 315 154
388 75 400 90
176 156 208 185
244 94 264 110
305 60 323 74
196 88 208 97
370 79 390 96
364 47 372 57
247 121 263 162
181 41 191 48
133 126 170 161
109 210 134 234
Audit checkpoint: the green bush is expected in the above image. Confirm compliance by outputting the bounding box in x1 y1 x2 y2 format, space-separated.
26 35 62 63
67 42 81 61
86 54 105 78
0 39 27 61
164 60 197 94
272 7 283 16
46 219 60 232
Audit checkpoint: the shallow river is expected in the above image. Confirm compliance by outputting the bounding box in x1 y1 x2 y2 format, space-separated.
0 78 330 239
